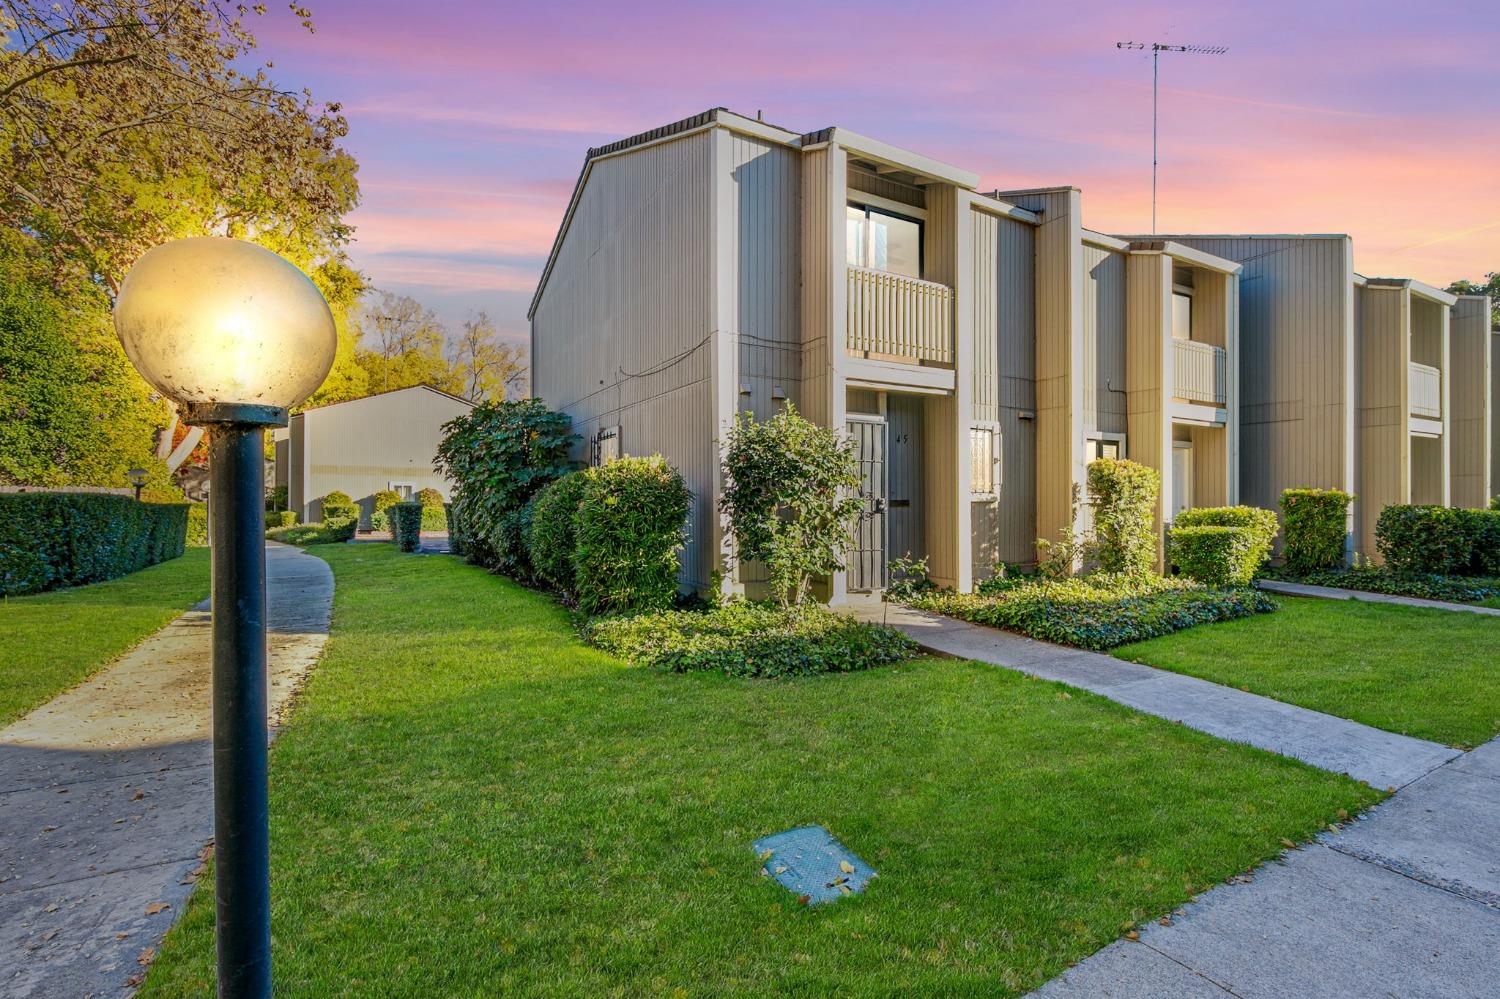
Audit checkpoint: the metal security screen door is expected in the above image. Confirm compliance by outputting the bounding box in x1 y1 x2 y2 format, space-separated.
846 417 888 591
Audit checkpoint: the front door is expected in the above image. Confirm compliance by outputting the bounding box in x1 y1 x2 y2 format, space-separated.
886 396 924 564
1171 443 1193 519
846 417 887 591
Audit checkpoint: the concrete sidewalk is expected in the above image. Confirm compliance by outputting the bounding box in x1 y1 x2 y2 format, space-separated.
1031 736 1500 998
856 603 1460 789
1258 578 1500 617
0 542 332 998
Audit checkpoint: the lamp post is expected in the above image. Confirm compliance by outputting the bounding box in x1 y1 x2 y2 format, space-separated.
127 466 148 502
114 237 335 999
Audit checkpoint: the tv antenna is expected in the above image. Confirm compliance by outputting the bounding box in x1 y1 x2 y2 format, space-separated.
1116 41 1228 233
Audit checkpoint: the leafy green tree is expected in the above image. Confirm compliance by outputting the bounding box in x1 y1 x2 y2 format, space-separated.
451 311 527 402
1446 273 1500 327
434 399 578 571
354 291 458 394
720 404 863 606
0 245 170 486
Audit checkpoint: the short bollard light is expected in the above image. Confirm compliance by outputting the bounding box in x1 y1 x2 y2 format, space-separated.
127 466 148 502
114 237 336 999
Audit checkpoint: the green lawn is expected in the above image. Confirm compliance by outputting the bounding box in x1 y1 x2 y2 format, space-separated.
0 549 211 726
143 546 1377 997
1120 596 1500 749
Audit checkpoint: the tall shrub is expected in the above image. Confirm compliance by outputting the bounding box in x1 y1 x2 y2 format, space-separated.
527 471 588 595
391 502 424 553
1460 509 1500 576
719 405 864 606
1376 505 1469 574
434 399 578 573
573 456 690 615
1086 458 1159 576
1172 505 1279 580
1280 488 1351 574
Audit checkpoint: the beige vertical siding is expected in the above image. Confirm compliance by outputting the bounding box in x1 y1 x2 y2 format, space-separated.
1166 237 1356 519
530 131 716 587
847 167 925 209
1355 284 1408 560
1189 425 1229 508
1493 329 1500 504
1004 190 1084 554
300 388 473 526
1125 252 1173 562
922 185 967 590
1083 244 1127 434
799 145 846 431
970 209 1038 570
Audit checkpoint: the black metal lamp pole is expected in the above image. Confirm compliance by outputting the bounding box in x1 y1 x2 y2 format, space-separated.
188 401 287 999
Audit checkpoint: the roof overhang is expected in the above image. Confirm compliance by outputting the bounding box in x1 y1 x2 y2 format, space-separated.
804 127 979 190
1128 240 1242 275
1364 277 1458 306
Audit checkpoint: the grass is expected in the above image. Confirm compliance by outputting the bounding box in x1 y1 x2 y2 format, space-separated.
1119 595 1500 749
0 548 211 726
142 546 1377 997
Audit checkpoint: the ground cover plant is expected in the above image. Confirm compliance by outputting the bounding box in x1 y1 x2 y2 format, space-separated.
1261 564 1500 606
141 545 1378 997
913 574 1276 650
265 517 356 546
585 602 917 677
0 548 210 725
1119 595 1500 748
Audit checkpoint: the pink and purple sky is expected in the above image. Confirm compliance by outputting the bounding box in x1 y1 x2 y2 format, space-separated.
260 1 1500 345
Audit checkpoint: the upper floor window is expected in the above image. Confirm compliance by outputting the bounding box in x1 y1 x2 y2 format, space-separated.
1171 289 1193 341
846 203 923 279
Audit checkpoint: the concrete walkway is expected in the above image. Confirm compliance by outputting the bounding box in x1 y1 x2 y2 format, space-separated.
856 604 1460 789
0 543 332 998
1259 578 1500 617
1031 736 1500 998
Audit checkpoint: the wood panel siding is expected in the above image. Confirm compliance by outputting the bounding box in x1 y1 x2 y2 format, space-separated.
1448 296 1491 508
1355 284 1408 561
1125 252 1173 564
1083 244 1127 434
1163 237 1356 526
921 185 969 591
970 206 1038 570
798 144 847 432
847 165 925 209
1493 330 1500 503
1002 189 1084 559
530 130 716 588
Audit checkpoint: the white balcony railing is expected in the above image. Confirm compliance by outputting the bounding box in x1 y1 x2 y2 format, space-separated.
1172 339 1227 405
1409 362 1441 419
845 265 953 364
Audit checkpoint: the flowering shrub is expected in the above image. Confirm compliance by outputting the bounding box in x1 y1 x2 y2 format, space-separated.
911 573 1276 650
584 602 916 678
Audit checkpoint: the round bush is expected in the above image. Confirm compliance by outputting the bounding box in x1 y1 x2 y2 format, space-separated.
527 471 588 595
1280 488 1351 574
416 487 444 507
1172 505 1278 581
573 455 690 615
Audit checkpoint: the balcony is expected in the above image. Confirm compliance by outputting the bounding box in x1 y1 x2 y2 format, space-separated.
1172 339 1226 406
845 265 953 365
1409 362 1441 419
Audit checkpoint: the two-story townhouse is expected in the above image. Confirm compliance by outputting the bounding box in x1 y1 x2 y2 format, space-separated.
529 109 1244 601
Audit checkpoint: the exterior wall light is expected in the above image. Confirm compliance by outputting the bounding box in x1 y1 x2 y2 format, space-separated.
114 237 335 999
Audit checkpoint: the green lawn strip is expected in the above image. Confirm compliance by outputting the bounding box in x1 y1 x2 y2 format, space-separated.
1119 595 1500 749
143 546 1377 998
0 548 211 726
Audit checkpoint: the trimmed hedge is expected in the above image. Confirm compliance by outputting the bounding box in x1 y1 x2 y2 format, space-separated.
0 493 188 596
1280 488 1351 573
420 504 447 532
1087 458 1159 575
1376 505 1468 574
1168 526 1260 587
266 516 356 546
584 603 917 678
527 471 587 595
1464 509 1500 576
446 502 468 557
391 502 424 552
912 573 1277 651
1170 505 1279 585
573 455 690 615
270 510 298 529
